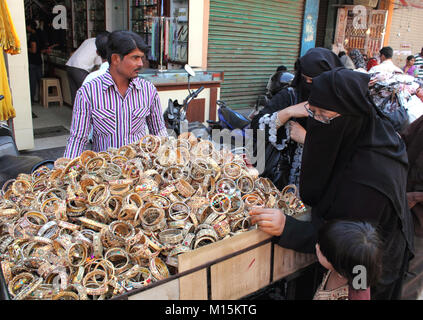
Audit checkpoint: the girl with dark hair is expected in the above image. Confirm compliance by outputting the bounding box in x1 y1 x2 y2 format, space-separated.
250 67 414 300
403 55 418 77
314 220 382 300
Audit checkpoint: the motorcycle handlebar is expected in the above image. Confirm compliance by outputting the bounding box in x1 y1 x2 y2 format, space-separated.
189 86 204 100
183 86 205 108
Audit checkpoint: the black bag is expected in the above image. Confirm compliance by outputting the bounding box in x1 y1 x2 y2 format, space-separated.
261 88 298 189
261 139 297 190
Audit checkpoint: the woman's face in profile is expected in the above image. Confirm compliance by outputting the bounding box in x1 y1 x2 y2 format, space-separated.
306 104 341 124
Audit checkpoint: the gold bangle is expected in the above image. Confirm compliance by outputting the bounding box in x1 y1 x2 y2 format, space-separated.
1 261 12 284
80 150 98 166
104 248 130 275
77 217 107 232
11 179 32 196
181 233 196 249
52 291 79 300
213 218 231 238
8 272 36 299
108 220 136 242
87 184 110 206
105 195 123 220
236 175 255 194
223 162 242 180
168 202 190 221
23 211 48 230
85 206 109 224
139 134 161 153
158 228 184 245
175 179 195 198
149 256 169 281
193 235 216 249
82 270 109 296
66 242 88 267
210 193 232 215
37 221 59 239
86 156 106 175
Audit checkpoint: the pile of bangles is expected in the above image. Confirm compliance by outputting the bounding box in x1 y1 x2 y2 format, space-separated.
0 133 307 300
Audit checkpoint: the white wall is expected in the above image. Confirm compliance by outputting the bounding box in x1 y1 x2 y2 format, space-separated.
389 6 423 67
6 0 34 150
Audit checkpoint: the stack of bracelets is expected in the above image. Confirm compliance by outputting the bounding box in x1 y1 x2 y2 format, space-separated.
0 134 307 300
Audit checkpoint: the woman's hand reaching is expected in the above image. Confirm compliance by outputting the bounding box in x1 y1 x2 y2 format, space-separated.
249 207 286 236
288 121 306 144
276 101 309 127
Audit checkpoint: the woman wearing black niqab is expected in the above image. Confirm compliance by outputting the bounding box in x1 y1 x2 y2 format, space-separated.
251 47 344 129
250 67 414 300
251 48 344 189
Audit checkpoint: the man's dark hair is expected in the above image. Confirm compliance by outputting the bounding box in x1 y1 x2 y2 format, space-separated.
27 19 37 30
338 51 346 57
407 55 415 61
276 65 287 72
317 219 382 288
380 46 393 59
95 31 110 60
107 31 148 64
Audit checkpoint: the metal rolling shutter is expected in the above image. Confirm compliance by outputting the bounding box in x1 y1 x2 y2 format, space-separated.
207 0 305 109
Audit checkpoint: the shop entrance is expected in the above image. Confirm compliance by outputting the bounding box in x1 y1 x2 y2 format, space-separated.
24 0 189 154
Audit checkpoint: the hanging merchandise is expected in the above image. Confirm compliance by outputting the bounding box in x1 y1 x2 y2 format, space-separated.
0 52 16 121
369 72 423 131
0 0 20 55
164 18 169 61
0 0 18 121
150 18 157 61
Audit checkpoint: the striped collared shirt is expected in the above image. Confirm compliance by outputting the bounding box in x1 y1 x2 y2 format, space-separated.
64 70 168 159
414 54 423 79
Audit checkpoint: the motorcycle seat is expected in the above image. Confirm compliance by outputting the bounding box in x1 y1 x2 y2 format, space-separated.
219 107 251 130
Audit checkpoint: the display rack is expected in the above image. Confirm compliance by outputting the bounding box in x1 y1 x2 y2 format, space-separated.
130 0 159 53
88 0 106 38
71 0 88 49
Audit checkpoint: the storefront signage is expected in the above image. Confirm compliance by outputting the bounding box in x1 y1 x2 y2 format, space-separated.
52 5 67 30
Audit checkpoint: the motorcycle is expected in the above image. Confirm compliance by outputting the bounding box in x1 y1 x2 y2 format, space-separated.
0 94 54 183
163 65 253 152
163 64 206 138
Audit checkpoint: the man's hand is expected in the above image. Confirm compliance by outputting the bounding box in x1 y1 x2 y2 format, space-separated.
288 121 306 144
249 207 286 236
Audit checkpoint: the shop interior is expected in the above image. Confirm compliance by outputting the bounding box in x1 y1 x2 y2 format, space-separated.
24 0 189 152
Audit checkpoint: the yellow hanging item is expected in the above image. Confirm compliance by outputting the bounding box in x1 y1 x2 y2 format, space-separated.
0 51 16 121
0 0 21 55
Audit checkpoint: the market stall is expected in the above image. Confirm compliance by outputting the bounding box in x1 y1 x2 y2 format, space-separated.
0 134 316 300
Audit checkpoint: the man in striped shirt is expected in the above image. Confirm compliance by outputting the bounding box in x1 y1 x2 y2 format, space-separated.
414 47 423 79
64 31 168 159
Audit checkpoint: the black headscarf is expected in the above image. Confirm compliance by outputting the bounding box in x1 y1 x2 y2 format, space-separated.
291 47 344 102
349 49 366 69
401 115 423 236
300 67 412 250
252 47 344 130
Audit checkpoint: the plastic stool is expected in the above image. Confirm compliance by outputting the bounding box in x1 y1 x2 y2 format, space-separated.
40 78 63 108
